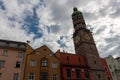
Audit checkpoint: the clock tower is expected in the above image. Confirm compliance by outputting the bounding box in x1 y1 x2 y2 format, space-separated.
72 7 107 80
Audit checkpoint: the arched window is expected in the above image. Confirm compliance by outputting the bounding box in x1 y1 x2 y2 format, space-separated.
41 58 48 67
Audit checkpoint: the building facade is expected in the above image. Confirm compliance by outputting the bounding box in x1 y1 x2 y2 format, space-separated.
72 7 107 80
106 55 120 80
23 45 61 80
116 57 120 64
0 39 26 80
101 58 113 80
59 52 91 80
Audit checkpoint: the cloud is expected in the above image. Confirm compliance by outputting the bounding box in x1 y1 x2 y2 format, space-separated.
0 0 120 58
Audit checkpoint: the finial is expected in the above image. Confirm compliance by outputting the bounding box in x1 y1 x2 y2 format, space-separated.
73 7 78 11
27 40 30 43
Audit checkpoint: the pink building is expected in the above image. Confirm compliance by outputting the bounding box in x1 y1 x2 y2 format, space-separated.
0 40 26 80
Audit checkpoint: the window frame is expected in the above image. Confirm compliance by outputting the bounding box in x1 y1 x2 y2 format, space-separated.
84 70 89 78
0 60 5 68
2 50 8 56
0 73 2 79
28 72 35 80
41 58 48 67
16 61 21 68
40 72 48 80
52 62 57 69
66 68 71 78
13 73 19 80
52 74 57 80
18 52 23 58
75 69 81 79
30 60 36 67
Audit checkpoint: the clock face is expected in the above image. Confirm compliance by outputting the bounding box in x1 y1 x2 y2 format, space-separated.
75 35 80 43
84 33 91 40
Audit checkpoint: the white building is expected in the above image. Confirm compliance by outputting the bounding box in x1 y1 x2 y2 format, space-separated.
106 55 120 80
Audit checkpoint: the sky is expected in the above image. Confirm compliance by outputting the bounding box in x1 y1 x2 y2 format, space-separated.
0 0 120 58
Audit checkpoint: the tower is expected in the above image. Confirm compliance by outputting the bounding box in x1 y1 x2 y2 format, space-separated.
72 7 107 80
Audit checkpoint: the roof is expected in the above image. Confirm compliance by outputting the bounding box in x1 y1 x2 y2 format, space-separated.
0 39 26 50
60 52 88 66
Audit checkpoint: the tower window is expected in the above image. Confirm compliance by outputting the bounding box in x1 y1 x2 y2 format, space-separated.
41 59 48 67
98 74 101 78
94 60 96 64
0 73 2 79
90 47 92 50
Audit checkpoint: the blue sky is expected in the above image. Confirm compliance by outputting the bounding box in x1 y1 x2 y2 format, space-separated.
0 0 120 58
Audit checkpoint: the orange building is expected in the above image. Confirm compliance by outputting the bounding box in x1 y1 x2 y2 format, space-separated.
23 45 61 80
0 39 26 80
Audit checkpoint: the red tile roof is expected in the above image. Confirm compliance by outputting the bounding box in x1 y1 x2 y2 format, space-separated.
60 52 87 66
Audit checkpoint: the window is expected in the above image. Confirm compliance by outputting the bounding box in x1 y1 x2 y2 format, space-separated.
52 63 57 68
16 61 21 68
114 65 116 69
112 72 114 76
28 72 35 80
2 50 8 56
76 69 81 79
52 74 57 80
18 52 23 58
0 73 2 79
66 69 71 78
94 60 96 64
0 60 5 68
109 65 112 69
41 59 48 67
30 60 36 67
108 76 110 80
84 70 89 78
105 67 107 71
13 73 19 80
98 74 101 78
40 72 48 80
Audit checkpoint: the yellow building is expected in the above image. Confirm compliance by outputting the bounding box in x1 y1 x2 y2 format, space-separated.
23 45 61 80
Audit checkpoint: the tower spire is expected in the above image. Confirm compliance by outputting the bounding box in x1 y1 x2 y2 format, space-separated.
72 7 86 30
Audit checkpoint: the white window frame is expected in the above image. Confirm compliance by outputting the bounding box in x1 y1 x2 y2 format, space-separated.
13 73 19 80
28 73 35 80
18 52 23 58
41 59 48 67
30 60 36 67
0 60 5 68
2 50 8 56
52 62 57 69
52 74 57 80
